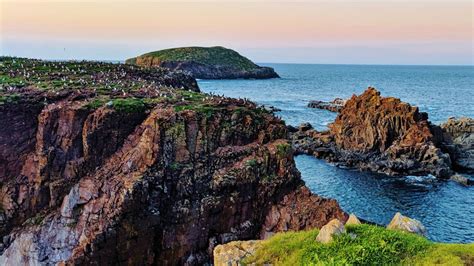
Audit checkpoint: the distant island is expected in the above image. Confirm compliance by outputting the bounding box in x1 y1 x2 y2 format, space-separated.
125 46 280 79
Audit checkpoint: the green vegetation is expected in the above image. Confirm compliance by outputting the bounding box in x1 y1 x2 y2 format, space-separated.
245 158 258 168
244 224 474 266
127 46 259 70
111 98 146 113
174 103 219 119
276 142 291 156
0 57 195 96
0 93 21 105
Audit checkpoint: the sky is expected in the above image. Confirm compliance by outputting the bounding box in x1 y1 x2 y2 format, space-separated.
0 0 473 65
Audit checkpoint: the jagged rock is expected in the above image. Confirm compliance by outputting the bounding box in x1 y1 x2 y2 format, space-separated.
0 57 345 265
213 240 261 266
299 122 313 132
387 213 426 236
308 98 346 112
292 88 453 178
316 219 346 244
450 174 474 186
441 117 474 171
346 214 361 225
260 186 347 239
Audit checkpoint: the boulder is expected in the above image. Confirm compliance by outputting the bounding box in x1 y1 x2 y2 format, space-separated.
213 240 262 266
387 212 426 236
440 117 474 171
308 98 347 112
316 219 346 244
450 174 474 186
345 213 362 225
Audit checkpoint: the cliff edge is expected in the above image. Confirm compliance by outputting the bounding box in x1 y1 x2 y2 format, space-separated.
0 57 343 265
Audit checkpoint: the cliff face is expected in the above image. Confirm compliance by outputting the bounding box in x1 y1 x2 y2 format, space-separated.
126 47 280 80
440 117 474 171
292 88 453 178
0 58 344 265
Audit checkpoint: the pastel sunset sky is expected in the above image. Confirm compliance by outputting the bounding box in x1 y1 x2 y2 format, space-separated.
1 0 472 65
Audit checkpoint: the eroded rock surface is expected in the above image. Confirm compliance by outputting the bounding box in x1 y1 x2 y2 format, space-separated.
308 98 346 112
213 240 261 266
440 117 474 171
387 212 426 236
0 58 345 265
291 88 453 178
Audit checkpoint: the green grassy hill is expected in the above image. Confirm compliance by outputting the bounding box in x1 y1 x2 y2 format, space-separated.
244 224 474 265
126 46 258 70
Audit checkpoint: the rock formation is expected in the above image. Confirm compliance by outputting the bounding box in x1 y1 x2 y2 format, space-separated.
0 57 344 265
307 98 346 112
387 213 426 236
440 117 474 171
291 88 453 178
213 240 261 266
315 219 346 244
126 46 279 80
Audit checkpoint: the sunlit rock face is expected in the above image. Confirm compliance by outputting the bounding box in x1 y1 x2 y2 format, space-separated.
0 57 343 265
291 88 453 178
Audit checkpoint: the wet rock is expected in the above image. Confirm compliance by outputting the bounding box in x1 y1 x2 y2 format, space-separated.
293 88 454 178
345 214 362 225
440 117 474 171
213 240 262 266
387 212 427 236
299 122 313 132
316 219 346 244
450 174 474 186
308 98 346 112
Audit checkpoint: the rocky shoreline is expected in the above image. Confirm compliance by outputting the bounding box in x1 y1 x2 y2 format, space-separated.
0 57 342 265
0 58 471 265
292 88 473 181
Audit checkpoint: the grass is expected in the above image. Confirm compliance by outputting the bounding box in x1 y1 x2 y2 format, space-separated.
243 224 474 266
112 98 146 113
276 143 291 157
127 46 259 70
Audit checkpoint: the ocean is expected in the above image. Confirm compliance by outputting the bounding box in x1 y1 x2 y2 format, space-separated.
198 63 474 243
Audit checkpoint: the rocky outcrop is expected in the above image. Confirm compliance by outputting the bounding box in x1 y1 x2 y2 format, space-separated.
126 46 279 80
291 88 453 178
0 58 344 265
154 61 279 80
213 240 261 266
260 186 347 239
315 219 346 244
308 98 346 112
387 213 426 236
440 117 474 171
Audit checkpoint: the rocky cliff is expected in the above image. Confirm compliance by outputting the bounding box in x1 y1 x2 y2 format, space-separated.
440 117 474 171
0 57 345 265
292 88 453 178
126 46 280 79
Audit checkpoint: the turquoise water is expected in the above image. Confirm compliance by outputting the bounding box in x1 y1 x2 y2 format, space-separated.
198 63 474 243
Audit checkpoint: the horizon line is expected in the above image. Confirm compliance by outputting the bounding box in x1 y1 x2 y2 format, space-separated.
1 55 473 67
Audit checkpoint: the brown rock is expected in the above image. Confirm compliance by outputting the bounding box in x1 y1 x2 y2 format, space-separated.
316 219 346 244
260 186 347 239
213 240 262 266
387 212 426 236
345 213 361 225
441 117 474 171
294 87 453 178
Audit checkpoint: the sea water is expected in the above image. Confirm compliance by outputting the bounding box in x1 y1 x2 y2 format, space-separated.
198 63 474 243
